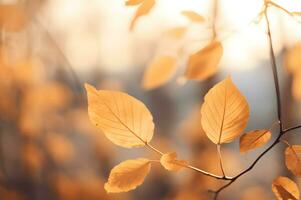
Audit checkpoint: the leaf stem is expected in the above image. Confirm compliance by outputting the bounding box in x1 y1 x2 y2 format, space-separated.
146 143 164 156
216 145 226 177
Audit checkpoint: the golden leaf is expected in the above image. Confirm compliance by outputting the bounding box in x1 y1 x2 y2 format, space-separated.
130 0 155 30
142 55 177 90
105 158 151 193
285 145 301 178
272 176 299 200
292 75 301 101
239 130 271 153
185 41 223 80
284 43 301 74
165 27 187 39
160 152 188 172
181 11 205 23
85 84 154 148
125 0 144 6
200 77 250 144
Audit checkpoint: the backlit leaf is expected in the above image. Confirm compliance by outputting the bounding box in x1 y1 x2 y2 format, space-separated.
181 11 205 23
142 55 177 90
130 0 155 30
185 41 223 80
239 130 271 153
105 158 151 193
160 152 188 172
85 84 154 148
285 145 301 178
200 77 250 144
272 176 299 200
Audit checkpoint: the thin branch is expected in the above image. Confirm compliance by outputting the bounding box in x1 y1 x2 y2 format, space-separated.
283 125 301 133
146 143 164 156
185 165 232 180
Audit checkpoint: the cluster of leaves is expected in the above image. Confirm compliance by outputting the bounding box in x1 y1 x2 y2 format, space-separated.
85 0 301 199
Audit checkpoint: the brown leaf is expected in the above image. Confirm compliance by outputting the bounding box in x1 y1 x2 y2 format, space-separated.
272 176 299 200
185 41 223 80
105 158 151 193
239 130 271 153
85 84 154 148
285 145 301 178
130 0 155 30
160 152 188 172
142 55 177 90
201 76 250 144
181 11 205 23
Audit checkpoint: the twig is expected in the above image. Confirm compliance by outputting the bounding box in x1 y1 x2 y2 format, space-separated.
283 125 301 133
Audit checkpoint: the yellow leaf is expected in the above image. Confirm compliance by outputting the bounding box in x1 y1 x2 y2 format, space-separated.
160 152 188 172
285 145 301 178
284 43 301 74
181 11 205 23
125 0 144 6
142 55 177 90
292 75 301 101
185 41 223 80
200 77 250 144
130 0 155 30
239 130 271 153
272 176 299 200
85 84 154 148
164 26 187 39
104 158 151 193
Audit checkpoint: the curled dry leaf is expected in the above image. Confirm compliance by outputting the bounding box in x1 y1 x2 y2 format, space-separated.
181 11 205 23
201 77 250 144
285 145 301 178
185 41 223 80
239 130 271 153
272 176 299 200
160 152 188 172
105 158 151 193
129 0 155 30
85 84 154 148
142 55 177 90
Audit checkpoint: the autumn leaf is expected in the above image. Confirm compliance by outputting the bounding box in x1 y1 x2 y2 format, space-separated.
130 0 155 30
164 27 187 39
85 84 154 148
200 77 250 144
125 0 144 6
285 145 301 178
104 158 151 193
181 11 205 23
142 55 177 90
272 176 299 200
239 130 271 153
185 41 223 80
160 152 188 172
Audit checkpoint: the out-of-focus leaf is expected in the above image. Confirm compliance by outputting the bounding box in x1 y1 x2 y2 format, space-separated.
185 41 223 80
130 0 155 30
0 4 28 32
164 26 187 38
142 55 177 90
181 11 205 23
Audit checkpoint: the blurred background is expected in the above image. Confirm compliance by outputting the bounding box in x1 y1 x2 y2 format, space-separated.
0 0 301 199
